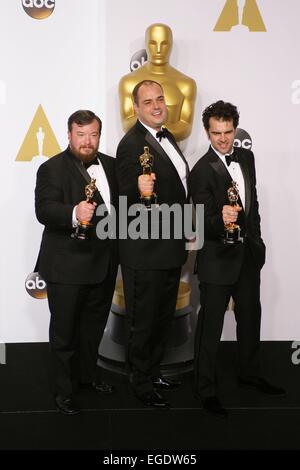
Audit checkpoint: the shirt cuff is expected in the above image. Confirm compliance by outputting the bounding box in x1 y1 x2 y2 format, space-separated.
72 206 78 228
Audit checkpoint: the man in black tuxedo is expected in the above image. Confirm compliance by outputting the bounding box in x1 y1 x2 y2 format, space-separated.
116 80 189 407
189 100 285 416
35 110 118 415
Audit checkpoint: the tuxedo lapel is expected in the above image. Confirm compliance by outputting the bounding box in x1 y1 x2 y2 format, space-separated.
136 122 187 195
136 119 182 169
208 146 249 212
66 149 104 206
146 131 188 196
208 147 232 186
145 131 173 167
66 149 90 184
166 130 190 177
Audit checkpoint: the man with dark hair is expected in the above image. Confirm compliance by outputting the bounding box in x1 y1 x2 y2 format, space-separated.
35 110 118 415
202 100 240 131
116 80 189 407
189 100 285 416
67 109 102 133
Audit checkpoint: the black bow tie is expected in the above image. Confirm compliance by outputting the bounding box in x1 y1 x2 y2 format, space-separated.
83 157 99 169
225 151 238 167
156 127 168 142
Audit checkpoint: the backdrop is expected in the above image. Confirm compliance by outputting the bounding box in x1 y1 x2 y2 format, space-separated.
1 0 298 341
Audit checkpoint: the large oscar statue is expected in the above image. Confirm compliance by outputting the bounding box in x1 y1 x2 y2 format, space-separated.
119 23 197 142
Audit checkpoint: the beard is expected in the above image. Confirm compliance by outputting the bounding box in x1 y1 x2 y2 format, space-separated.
69 144 98 163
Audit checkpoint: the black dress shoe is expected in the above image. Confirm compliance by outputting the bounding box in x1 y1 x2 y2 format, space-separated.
202 396 228 417
93 381 115 395
152 376 181 391
139 390 170 408
238 377 286 396
55 395 80 415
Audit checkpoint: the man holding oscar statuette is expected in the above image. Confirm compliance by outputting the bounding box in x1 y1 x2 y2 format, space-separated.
189 101 285 416
116 80 189 407
35 110 118 415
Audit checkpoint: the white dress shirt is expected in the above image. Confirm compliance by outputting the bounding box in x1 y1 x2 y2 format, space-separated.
212 145 245 209
72 156 111 226
141 122 188 196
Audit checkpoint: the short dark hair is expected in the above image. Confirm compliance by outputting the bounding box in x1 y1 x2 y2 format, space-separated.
68 110 102 133
202 100 239 131
132 80 163 105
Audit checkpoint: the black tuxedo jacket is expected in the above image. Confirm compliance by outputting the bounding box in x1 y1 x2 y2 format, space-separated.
116 120 189 270
35 148 118 284
188 146 266 285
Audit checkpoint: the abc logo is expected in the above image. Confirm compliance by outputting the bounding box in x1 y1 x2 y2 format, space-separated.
22 0 55 20
25 272 47 299
130 49 148 72
234 128 252 150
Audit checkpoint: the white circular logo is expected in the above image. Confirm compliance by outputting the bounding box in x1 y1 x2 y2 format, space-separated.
234 128 252 150
22 0 55 20
25 272 47 299
130 49 147 71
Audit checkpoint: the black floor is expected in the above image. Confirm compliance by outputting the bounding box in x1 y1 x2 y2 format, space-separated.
0 342 299 453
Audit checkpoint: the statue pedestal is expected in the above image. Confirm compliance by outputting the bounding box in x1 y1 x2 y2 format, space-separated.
98 280 196 376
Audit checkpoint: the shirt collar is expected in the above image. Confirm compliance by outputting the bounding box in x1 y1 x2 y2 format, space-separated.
211 145 235 164
139 120 162 140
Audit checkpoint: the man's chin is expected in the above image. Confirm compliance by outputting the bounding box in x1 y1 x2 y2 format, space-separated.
81 147 95 155
219 148 231 155
71 148 97 162
152 120 164 129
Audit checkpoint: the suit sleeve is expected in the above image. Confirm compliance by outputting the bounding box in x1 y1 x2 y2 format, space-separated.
189 163 224 239
35 162 74 229
116 138 142 206
248 151 263 241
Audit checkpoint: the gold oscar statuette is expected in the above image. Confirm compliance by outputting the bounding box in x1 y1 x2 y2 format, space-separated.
139 146 157 209
223 181 243 245
72 178 97 240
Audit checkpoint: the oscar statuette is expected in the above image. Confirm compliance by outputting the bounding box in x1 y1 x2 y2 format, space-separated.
71 178 97 240
139 146 157 210
223 181 243 245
